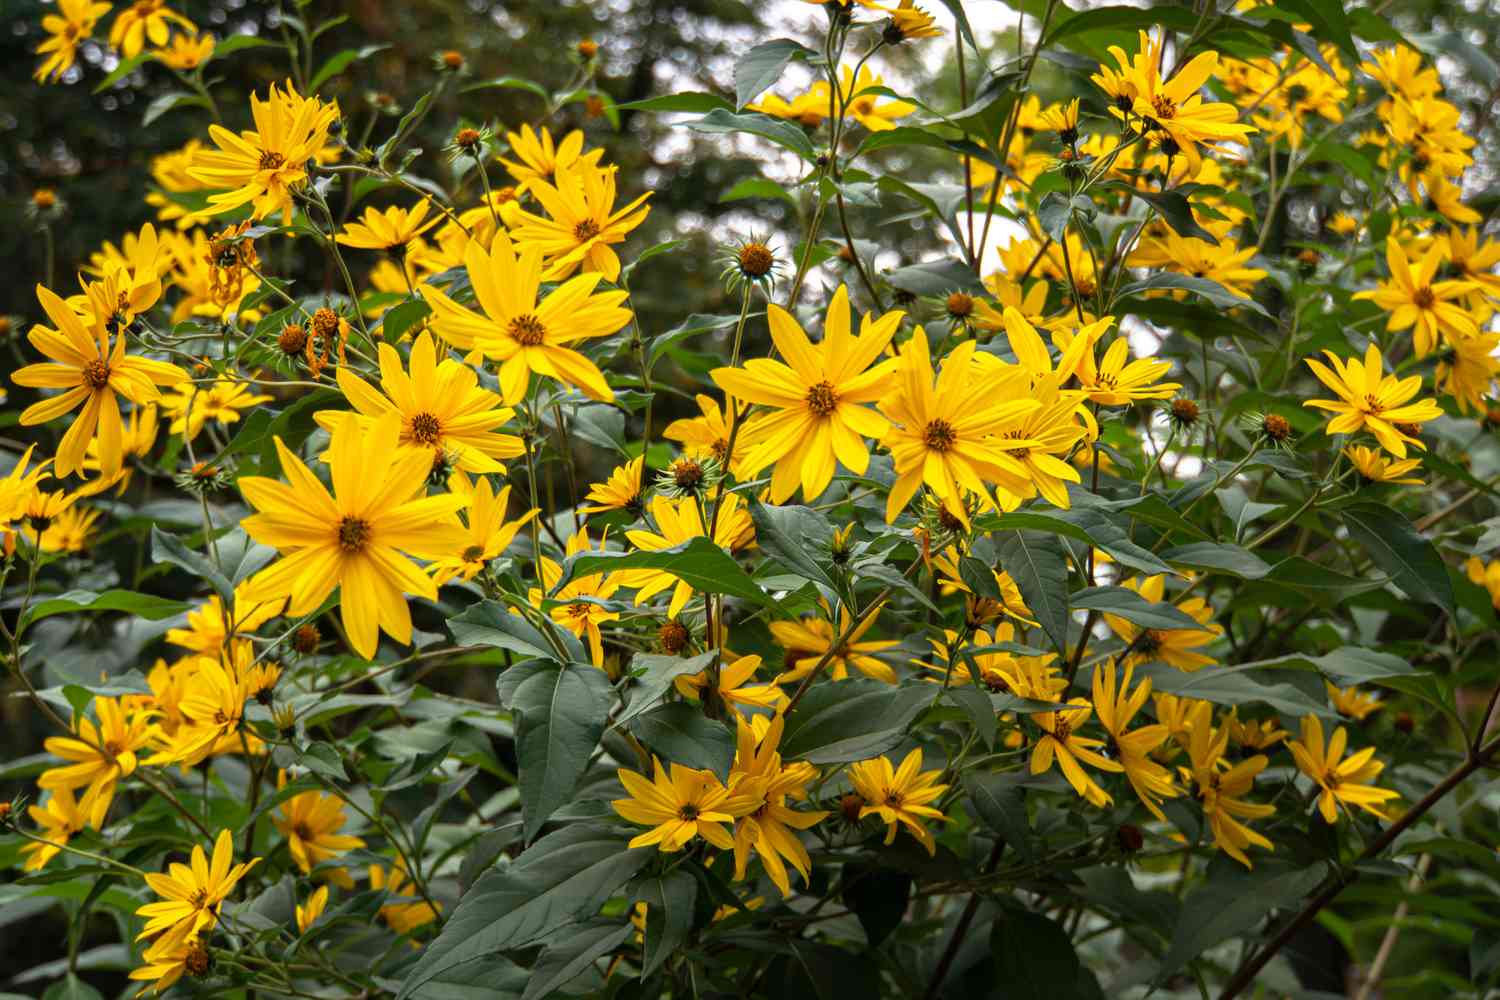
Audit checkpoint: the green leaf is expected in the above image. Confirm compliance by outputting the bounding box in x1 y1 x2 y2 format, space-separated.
885 258 987 297
397 825 653 998
629 703 735 782
448 600 582 662
151 527 233 600
211 34 279 59
296 741 347 782
618 92 733 114
1037 191 1093 241
1044 5 1202 48
408 956 529 999
93 52 150 93
1102 182 1219 244
378 298 430 343
309 44 390 92
512 664 613 842
989 907 1081 1000
780 682 932 764
683 109 817 162
720 177 799 208
42 974 104 1000
734 38 817 110
557 536 779 611
841 864 912 947
648 312 740 367
1071 585 1212 631
1272 0 1357 62
633 870 697 978
1117 272 1273 319
947 685 997 748
1161 542 1271 579
619 651 718 726
1342 502 1454 614
1252 646 1414 684
1139 662 1332 718
461 75 549 100
997 531 1071 658
964 771 1034 861
19 589 191 632
521 919 630 1000
1156 862 1330 981
142 91 208 127
749 500 836 589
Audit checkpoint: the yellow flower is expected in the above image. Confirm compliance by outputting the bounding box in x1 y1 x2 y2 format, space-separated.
420 233 632 404
129 935 210 995
153 31 214 70
1181 702 1274 868
274 781 366 888
428 471 537 584
497 125 605 195
371 860 440 934
150 654 252 767
238 411 470 660
1353 237 1478 357
0 445 51 531
28 504 101 552
296 886 329 934
930 550 1037 627
773 601 898 684
1467 557 1500 610
846 748 949 854
136 829 261 952
1029 698 1123 807
527 528 622 666
165 582 284 656
918 624 1061 698
1288 714 1400 823
1344 444 1422 485
160 376 271 442
675 653 787 719
1092 660 1179 820
581 456 644 515
1443 227 1500 306
12 284 187 479
837 65 914 132
712 285 903 504
317 332 525 474
34 0 111 83
336 200 441 253
1304 342 1444 457
728 714 827 895
1326 681 1384 720
108 0 193 58
1329 211 1360 236
612 755 755 851
1224 709 1288 751
1104 575 1222 672
189 81 340 224
885 0 942 41
1124 33 1256 173
79 403 158 495
144 140 211 227
1130 231 1267 299
664 394 744 475
1072 333 1181 406
39 696 152 827
879 328 1042 527
508 161 652 282
618 494 755 618
19 788 87 871
1361 45 1440 101
1436 331 1500 414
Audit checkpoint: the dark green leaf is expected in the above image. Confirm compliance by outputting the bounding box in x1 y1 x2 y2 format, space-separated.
1156 862 1330 981
211 34 279 59
408 956 529 999
633 870 697 979
997 531 1071 658
1342 502 1454 613
93 52 150 93
841 864 912 947
629 703 735 782
378 298 430 343
885 258 987 297
734 39 817 110
780 681 932 764
151 527 233 600
142 91 207 127
1071 585 1212 631
684 109 817 161
521 920 629 1000
1102 182 1219 244
42 974 103 1000
964 772 1034 862
513 665 613 841
1117 272 1273 319
618 92 733 114
1162 541 1271 579
989 908 1081 1000
308 44 389 92
749 500 836 589
720 177 798 208
449 600 581 661
461 76 549 100
19 589 191 632
558 537 779 610
397 825 653 998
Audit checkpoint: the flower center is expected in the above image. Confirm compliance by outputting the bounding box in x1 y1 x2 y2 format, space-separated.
189 888 209 909
568 602 593 621
678 804 700 820
461 544 486 564
508 313 547 346
1150 95 1176 120
338 516 371 553
805 380 839 416
923 418 957 452
408 411 442 445
946 292 974 318
738 243 774 277
1052 718 1072 742
258 150 286 171
1139 630 1165 654
292 823 314 842
82 359 111 389
883 791 905 808
1412 286 1435 309
573 218 601 241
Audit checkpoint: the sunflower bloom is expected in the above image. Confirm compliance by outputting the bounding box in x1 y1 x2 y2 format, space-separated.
618 494 755 618
371 860 441 934
879 328 1041 527
1103 575 1222 672
420 233 632 404
581 456 644 515
238 411 469 659
1287 714 1400 823
337 200 441 254
664 394 744 475
136 829 261 952
713 285 903 503
728 714 827 895
13 284 187 479
846 749 949 854
428 471 537 584
129 935 210 995
1344 445 1422 485
188 82 340 224
1326 680 1384 720
296 886 329 933
528 528 622 666
1353 237 1478 357
675 653 788 719
34 0 111 83
108 0 192 58
497 124 605 194
508 161 652 281
773 601 898 684
165 582 284 656
1181 701 1274 868
19 788 88 871
1128 36 1256 172
159 375 271 442
318 332 524 474
1092 660 1179 820
274 782 367 888
1304 342 1444 458
39 696 152 827
613 755 755 851
151 655 254 767
1030 699 1123 807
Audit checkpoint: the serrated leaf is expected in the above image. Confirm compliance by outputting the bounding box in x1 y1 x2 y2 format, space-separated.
749 500 835 589
521 920 629 1000
512 664 613 842
734 38 816 110
1071 585 1211 631
780 682 932 764
997 531 1071 658
448 600 581 661
629 703 735 781
1342 502 1454 614
618 651 718 727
